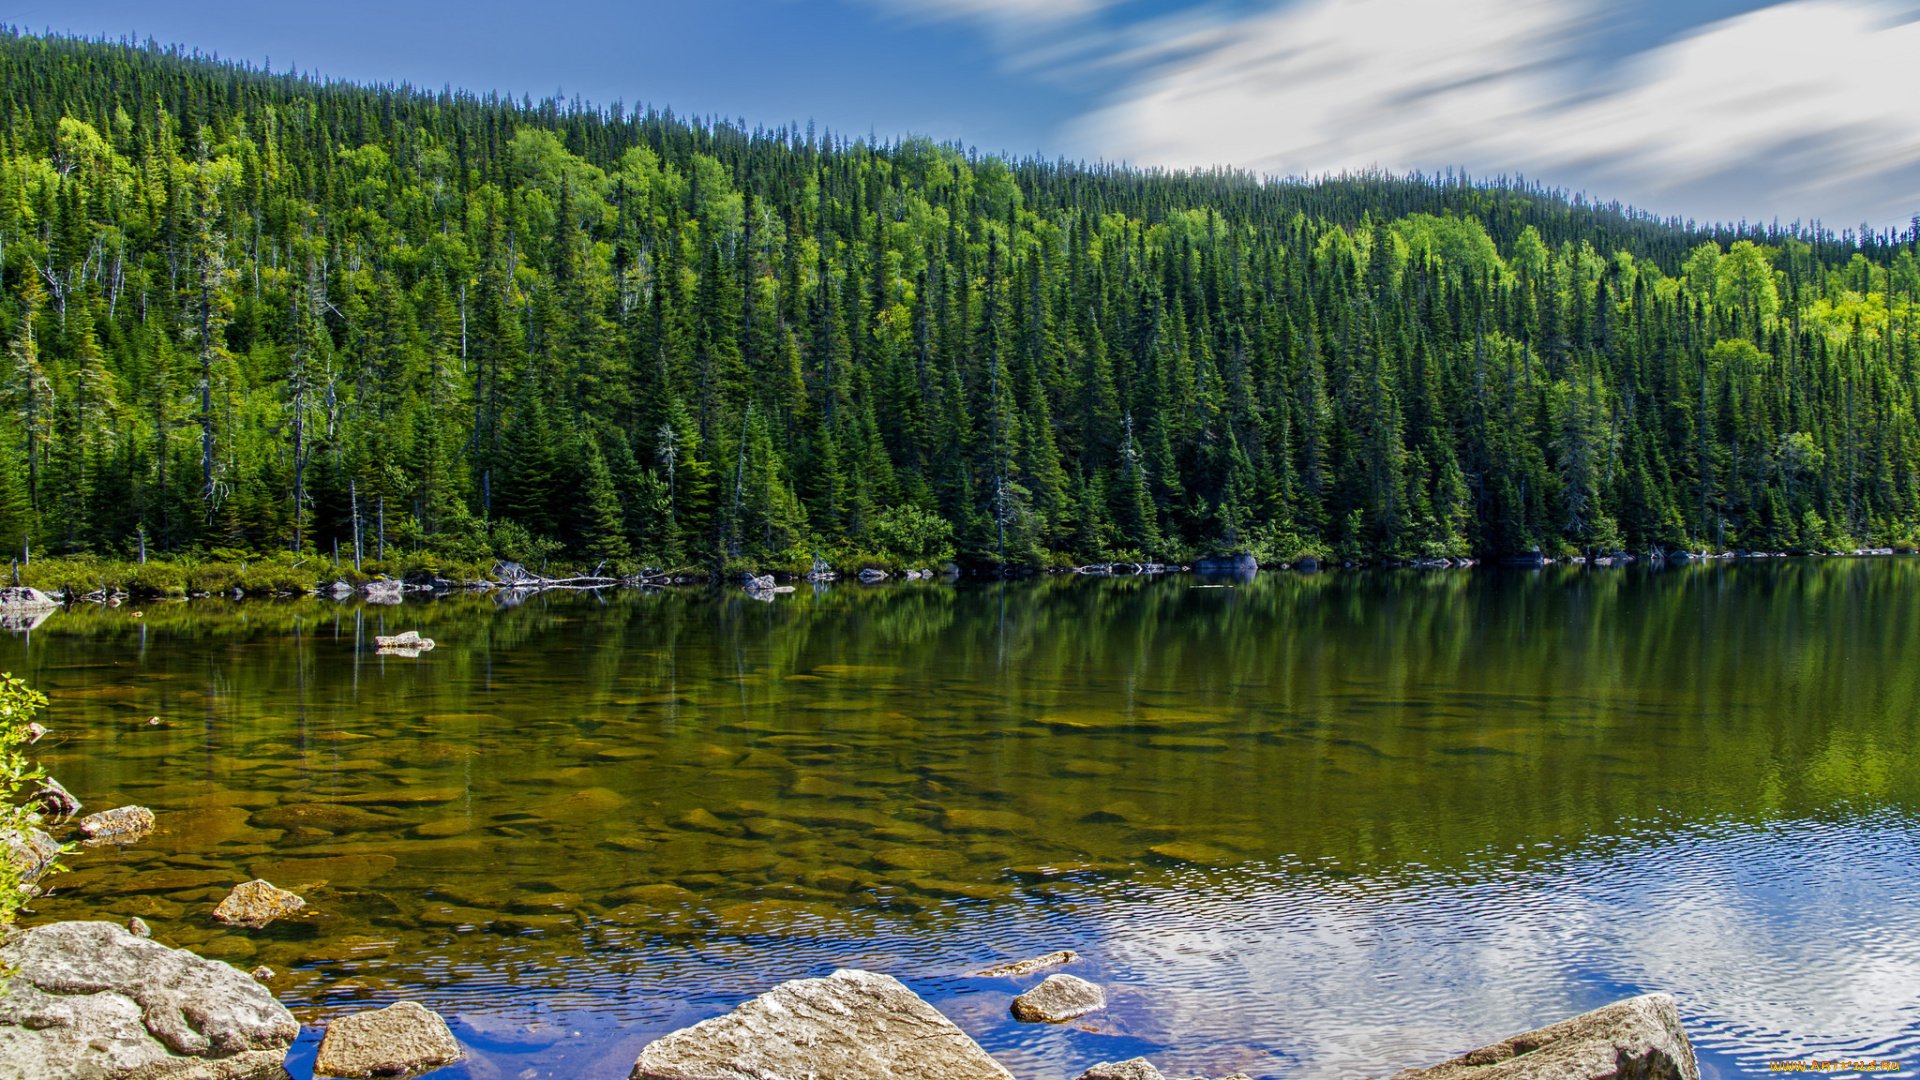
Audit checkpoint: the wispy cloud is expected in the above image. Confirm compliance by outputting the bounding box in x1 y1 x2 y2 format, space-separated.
1066 0 1920 229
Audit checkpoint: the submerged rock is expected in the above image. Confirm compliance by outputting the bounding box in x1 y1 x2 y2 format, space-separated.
1011 973 1107 1023
211 879 306 929
250 801 405 833
313 1000 464 1079
1387 993 1699 1080
968 949 1078 978
0 920 297 1080
629 968 1014 1080
79 804 156 845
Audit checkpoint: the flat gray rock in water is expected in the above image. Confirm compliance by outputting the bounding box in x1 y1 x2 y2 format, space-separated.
313 1000 464 1078
1011 972 1107 1023
630 968 1014 1080
0 920 297 1080
1388 994 1699 1080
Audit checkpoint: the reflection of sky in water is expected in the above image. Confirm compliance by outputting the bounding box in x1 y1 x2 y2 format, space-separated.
276 810 1920 1080
19 564 1920 1080
1003 811 1920 1080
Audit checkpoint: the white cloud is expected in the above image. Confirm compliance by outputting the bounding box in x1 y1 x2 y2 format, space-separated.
1072 0 1920 229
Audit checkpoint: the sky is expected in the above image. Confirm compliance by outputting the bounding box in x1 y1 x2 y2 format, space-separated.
12 0 1920 230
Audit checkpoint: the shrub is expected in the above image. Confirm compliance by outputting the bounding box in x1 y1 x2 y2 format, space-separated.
0 673 56 931
869 506 956 563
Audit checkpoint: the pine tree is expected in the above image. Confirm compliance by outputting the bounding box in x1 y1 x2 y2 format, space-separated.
579 441 630 563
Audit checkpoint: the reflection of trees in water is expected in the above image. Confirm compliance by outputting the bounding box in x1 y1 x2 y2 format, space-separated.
8 561 1920 882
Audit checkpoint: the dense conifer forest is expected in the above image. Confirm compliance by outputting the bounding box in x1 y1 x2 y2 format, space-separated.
4 29 1919 575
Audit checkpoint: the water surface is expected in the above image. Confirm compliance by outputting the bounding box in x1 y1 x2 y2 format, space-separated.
12 562 1920 1079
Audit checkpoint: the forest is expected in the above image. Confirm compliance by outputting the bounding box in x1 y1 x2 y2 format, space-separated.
3 29 1919 577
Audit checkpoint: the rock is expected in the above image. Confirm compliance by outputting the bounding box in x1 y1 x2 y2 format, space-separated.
313 1000 464 1079
1193 554 1259 573
330 580 355 598
1011 973 1107 1023
528 786 626 823
1386 993 1699 1080
249 852 397 886
0 585 57 608
362 579 404 605
250 801 406 833
629 968 1014 1080
1077 1061 1167 1080
1074 1061 1244 1080
33 775 81 820
374 629 435 657
248 967 274 984
943 807 1036 833
79 805 157 845
211 879 306 929
123 869 241 893
376 644 433 657
857 567 889 581
969 949 1079 978
0 920 297 1079
117 896 187 921
4 824 62 892
743 574 776 591
25 720 47 743
127 917 151 938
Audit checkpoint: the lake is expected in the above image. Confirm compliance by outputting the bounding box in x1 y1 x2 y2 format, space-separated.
11 561 1920 1080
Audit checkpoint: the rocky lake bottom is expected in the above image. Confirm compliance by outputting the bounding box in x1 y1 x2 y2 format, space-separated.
10 561 1920 1079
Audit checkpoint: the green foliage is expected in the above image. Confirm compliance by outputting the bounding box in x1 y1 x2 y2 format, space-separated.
0 29 1917 571
22 553 324 596
869 505 956 563
0 673 53 930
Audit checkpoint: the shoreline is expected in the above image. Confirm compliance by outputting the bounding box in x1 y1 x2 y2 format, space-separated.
2 547 1913 608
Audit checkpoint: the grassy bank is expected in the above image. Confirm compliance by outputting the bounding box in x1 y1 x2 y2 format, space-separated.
10 551 964 598
13 554 500 599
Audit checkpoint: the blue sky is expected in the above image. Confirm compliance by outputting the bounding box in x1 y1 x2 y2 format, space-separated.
14 0 1920 229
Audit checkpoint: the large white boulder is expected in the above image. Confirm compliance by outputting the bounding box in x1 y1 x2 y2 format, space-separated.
1388 994 1699 1080
629 968 1013 1080
0 920 297 1079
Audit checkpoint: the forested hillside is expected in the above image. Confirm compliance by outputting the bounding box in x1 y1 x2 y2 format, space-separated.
4 30 1918 573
